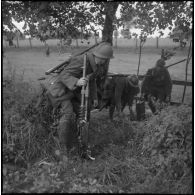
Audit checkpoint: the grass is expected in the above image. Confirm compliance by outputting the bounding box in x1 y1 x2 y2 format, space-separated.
2 41 192 193
3 37 192 105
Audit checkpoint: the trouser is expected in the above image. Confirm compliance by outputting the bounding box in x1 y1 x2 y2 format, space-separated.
58 100 75 150
58 96 92 151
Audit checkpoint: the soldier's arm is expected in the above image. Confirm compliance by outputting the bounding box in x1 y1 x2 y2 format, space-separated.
59 57 83 90
141 69 152 94
89 77 98 101
164 69 172 99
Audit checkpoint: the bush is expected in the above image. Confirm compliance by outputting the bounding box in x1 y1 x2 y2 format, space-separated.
3 63 59 166
3 61 192 194
140 105 192 193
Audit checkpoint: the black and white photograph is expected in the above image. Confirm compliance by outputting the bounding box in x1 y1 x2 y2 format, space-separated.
2 1 193 193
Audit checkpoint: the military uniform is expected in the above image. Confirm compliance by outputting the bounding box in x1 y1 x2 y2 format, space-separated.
46 52 107 151
40 42 114 160
141 59 172 113
101 75 140 120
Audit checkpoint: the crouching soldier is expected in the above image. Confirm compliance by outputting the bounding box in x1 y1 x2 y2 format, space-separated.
100 75 140 121
141 58 172 114
44 42 114 159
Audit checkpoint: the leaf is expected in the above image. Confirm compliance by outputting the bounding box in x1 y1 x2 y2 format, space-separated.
83 179 88 183
151 149 157 155
89 178 97 185
3 167 7 176
55 150 60 156
62 155 68 163
15 174 20 182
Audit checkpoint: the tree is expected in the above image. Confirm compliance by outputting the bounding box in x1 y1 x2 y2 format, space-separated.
2 1 119 45
2 1 192 45
120 1 192 37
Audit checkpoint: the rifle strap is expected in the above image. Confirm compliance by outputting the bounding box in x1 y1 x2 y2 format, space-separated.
86 53 97 73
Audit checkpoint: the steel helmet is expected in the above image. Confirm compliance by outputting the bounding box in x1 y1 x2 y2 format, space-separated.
127 74 139 87
93 43 114 59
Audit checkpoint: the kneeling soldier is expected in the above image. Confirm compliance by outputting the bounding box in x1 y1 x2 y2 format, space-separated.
100 75 140 121
45 42 114 159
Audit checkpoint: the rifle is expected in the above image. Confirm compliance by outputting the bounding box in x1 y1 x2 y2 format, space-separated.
107 58 187 79
45 41 107 75
77 54 95 160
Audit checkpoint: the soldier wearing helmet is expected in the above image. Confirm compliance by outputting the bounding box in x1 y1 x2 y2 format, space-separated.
141 58 172 114
100 74 140 121
46 42 113 159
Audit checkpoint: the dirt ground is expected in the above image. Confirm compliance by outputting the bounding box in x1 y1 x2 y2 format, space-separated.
3 38 192 104
2 38 192 193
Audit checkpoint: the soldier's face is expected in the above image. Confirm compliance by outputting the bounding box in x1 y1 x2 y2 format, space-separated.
95 56 107 65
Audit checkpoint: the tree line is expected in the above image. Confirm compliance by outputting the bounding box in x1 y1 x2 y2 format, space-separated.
2 1 192 45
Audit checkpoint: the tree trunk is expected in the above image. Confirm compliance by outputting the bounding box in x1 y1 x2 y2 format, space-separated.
114 37 117 48
94 33 97 44
16 37 19 48
136 38 138 49
102 2 119 45
29 38 32 49
156 37 159 48
76 38 79 48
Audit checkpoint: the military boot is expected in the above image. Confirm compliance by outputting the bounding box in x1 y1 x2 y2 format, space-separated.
80 144 95 161
57 119 71 160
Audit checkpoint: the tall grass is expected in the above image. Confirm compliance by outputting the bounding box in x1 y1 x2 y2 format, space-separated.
3 60 60 166
3 60 192 193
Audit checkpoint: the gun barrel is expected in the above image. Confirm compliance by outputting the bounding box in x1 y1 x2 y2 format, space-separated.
81 54 87 107
165 59 187 69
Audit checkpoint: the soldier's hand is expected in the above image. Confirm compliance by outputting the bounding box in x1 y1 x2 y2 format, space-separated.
76 77 88 87
93 99 98 108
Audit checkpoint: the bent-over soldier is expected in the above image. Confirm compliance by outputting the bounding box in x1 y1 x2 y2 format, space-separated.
44 42 113 159
100 75 140 121
141 58 172 113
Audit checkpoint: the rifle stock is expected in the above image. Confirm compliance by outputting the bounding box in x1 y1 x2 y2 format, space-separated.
45 59 70 75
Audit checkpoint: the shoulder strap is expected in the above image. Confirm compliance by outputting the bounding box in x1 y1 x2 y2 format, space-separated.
86 52 97 72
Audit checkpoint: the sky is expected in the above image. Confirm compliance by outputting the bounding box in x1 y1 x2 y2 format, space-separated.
12 4 171 38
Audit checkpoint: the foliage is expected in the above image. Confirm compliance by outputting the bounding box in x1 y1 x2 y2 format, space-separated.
3 61 192 193
2 1 119 44
120 1 193 36
3 1 192 44
3 62 60 167
140 105 192 193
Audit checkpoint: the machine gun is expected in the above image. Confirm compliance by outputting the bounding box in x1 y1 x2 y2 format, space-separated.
77 54 95 160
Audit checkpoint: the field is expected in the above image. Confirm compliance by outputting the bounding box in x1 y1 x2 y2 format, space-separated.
3 37 192 103
2 37 192 193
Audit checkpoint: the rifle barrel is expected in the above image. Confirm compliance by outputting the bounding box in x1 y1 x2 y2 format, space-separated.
81 54 87 107
165 59 187 69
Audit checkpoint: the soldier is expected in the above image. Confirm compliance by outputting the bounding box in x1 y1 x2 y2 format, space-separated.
141 58 172 114
45 42 113 159
100 75 140 121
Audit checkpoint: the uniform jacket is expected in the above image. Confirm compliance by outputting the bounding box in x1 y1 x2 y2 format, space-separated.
45 52 103 107
141 66 172 100
102 76 140 112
